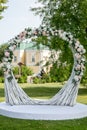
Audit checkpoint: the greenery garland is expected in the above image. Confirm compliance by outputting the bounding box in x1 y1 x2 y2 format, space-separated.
2 27 86 83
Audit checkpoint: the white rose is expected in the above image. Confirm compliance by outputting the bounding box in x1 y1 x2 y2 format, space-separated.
74 75 79 82
69 34 73 40
77 47 82 53
79 45 83 49
81 58 85 62
3 58 8 62
9 46 14 51
75 53 81 59
58 30 63 37
81 63 85 70
6 63 11 69
75 41 80 46
75 64 81 70
69 40 72 44
82 49 86 54
75 45 79 49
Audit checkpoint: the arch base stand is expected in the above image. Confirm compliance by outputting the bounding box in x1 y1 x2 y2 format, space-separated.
0 102 87 120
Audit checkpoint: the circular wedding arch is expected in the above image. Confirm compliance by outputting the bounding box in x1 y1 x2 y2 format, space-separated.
3 27 86 106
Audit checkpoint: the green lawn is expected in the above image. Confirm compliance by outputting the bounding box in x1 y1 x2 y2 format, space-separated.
0 83 87 130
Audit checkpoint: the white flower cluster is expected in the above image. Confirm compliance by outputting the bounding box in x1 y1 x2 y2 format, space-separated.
74 40 86 83
58 30 73 42
3 45 17 80
2 27 86 83
58 30 86 83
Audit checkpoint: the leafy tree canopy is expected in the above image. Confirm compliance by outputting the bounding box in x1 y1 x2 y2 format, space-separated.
32 0 87 61
0 0 7 19
0 43 8 62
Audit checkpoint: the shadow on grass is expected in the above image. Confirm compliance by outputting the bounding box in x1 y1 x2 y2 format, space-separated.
78 88 87 95
23 87 61 98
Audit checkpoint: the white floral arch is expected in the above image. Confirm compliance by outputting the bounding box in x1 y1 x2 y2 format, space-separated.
2 27 86 106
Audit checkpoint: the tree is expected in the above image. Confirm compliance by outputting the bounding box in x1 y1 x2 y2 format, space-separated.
0 0 7 19
0 0 7 61
31 0 87 85
0 43 8 62
32 0 87 58
0 0 7 18
31 0 87 83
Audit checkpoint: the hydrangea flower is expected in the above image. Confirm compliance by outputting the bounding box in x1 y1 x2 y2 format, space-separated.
5 51 10 57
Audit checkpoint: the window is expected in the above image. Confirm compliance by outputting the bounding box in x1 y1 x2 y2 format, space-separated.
32 54 35 63
14 56 17 62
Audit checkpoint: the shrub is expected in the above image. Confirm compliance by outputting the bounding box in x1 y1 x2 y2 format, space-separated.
0 77 4 83
41 74 51 83
33 74 51 84
21 66 33 76
0 68 4 83
0 68 4 76
13 67 19 75
50 63 72 82
13 66 33 83
18 75 27 83
33 77 41 84
13 66 33 76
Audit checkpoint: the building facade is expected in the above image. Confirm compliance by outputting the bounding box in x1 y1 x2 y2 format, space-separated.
12 41 52 74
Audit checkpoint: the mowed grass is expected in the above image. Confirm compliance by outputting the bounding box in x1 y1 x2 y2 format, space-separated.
0 83 87 130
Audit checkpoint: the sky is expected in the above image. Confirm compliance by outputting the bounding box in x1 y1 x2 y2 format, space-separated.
0 0 42 44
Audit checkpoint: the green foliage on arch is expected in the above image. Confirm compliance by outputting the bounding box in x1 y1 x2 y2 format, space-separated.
32 0 87 83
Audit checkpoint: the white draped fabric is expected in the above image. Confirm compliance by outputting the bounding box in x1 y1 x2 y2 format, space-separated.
4 67 79 106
